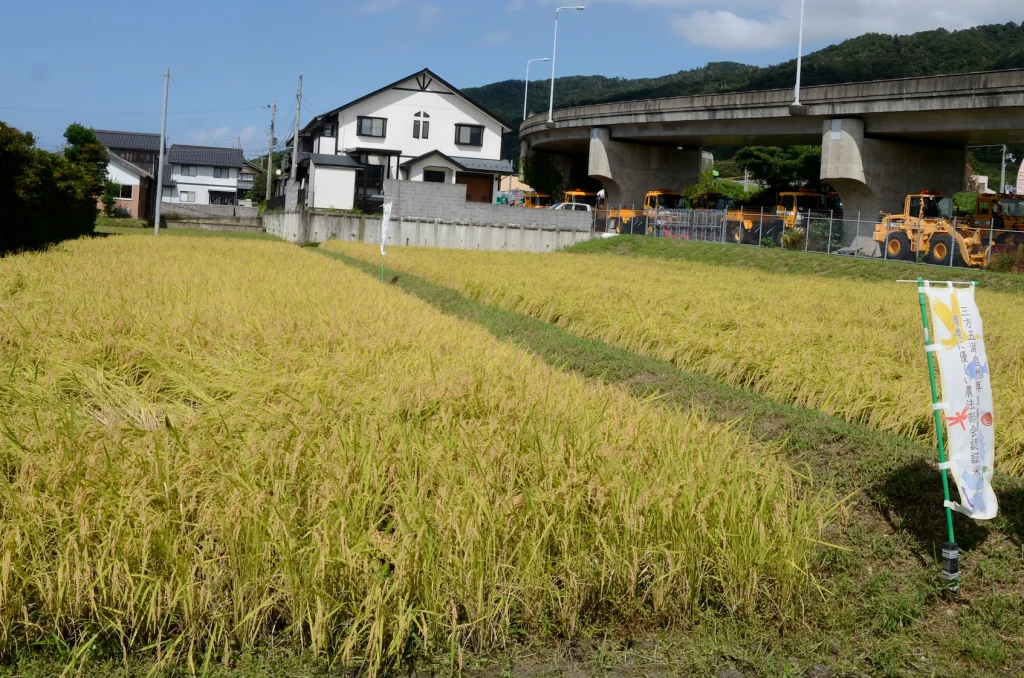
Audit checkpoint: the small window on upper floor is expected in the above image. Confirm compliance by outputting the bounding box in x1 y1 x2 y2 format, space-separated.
214 167 232 179
322 122 336 137
357 116 387 138
455 124 484 147
413 112 430 140
180 165 198 177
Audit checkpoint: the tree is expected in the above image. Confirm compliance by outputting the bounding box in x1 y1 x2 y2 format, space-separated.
248 172 267 203
683 169 754 203
101 180 119 216
0 121 101 255
732 146 822 196
63 123 107 201
522 153 565 199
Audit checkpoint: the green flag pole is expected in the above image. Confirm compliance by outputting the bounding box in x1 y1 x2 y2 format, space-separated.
916 276 959 589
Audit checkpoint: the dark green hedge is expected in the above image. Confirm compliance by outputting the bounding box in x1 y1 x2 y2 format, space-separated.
1 122 106 255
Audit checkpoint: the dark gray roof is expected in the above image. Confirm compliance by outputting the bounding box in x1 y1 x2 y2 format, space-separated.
106 149 153 179
401 150 514 175
450 155 515 175
94 130 162 152
161 165 175 187
167 144 244 168
303 153 362 168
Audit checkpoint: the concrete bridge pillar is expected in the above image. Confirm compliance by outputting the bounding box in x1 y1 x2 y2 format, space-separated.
588 127 704 205
821 118 966 252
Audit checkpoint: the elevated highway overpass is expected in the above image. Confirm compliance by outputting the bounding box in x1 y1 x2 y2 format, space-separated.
520 69 1024 245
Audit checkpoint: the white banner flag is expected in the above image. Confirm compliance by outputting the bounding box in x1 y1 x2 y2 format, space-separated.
380 201 393 257
926 283 998 520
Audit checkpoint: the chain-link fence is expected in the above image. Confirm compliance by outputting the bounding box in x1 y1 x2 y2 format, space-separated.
593 206 1024 271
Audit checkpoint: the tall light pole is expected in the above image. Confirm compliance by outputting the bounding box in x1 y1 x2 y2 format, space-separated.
548 6 586 124
525 58 549 121
793 0 807 106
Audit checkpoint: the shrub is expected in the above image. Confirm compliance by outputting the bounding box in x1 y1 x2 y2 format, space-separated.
782 228 805 250
988 246 1024 273
0 121 101 255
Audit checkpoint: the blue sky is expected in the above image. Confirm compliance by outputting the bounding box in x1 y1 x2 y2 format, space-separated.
2 0 1020 154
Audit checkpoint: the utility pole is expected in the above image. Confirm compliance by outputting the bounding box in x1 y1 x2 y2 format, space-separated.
290 76 302 182
266 99 276 201
1001 144 1008 194
153 68 169 236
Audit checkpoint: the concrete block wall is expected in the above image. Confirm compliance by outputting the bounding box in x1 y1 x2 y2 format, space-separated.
163 203 259 219
383 180 592 231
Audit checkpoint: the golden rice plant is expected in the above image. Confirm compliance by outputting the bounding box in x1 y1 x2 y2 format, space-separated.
0 236 831 673
324 241 1024 475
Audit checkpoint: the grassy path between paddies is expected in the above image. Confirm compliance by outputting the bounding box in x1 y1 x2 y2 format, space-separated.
0 235 827 677
319 244 1024 678
320 241 1024 477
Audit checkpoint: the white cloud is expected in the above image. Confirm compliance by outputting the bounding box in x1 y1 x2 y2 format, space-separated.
581 0 1024 50
506 0 526 11
484 30 511 44
186 126 230 145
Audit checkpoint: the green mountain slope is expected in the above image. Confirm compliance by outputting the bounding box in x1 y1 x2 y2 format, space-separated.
466 22 1024 161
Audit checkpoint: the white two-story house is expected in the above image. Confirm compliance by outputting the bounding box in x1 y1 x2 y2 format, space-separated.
284 69 513 210
162 145 245 205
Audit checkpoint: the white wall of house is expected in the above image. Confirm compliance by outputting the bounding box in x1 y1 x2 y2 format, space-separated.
310 164 356 210
406 157 460 184
163 165 240 203
309 76 504 165
106 162 141 187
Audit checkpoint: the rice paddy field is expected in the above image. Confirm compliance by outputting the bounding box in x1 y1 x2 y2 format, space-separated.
0 236 832 675
323 241 1024 476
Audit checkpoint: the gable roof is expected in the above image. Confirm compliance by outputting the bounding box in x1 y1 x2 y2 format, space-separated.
167 144 244 168
300 68 511 139
106 149 152 179
400 150 514 175
243 159 264 173
95 130 162 152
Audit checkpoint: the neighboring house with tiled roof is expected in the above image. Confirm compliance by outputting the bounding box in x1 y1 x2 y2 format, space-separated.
278 68 513 211
94 129 163 219
99 150 155 219
162 145 245 206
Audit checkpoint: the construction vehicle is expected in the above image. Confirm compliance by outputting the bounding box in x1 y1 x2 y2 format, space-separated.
958 193 1024 247
523 192 553 209
608 190 688 234
873 190 989 268
721 190 830 244
564 189 598 207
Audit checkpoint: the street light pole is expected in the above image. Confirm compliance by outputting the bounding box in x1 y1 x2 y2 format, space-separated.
525 58 549 121
793 0 806 106
548 6 586 124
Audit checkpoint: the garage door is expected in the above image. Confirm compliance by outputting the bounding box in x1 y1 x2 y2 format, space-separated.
456 173 493 203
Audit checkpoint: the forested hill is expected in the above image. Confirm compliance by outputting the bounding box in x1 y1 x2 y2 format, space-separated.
466 22 1024 157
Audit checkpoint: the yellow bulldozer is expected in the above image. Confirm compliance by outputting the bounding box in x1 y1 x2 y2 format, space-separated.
874 190 989 268
609 190 688 234
958 193 1024 248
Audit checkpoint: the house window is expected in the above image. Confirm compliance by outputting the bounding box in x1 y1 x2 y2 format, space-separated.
209 191 237 206
117 184 133 199
180 165 198 177
357 116 387 138
424 169 446 183
179 191 195 203
214 167 233 178
322 122 336 137
413 112 430 140
455 124 484 147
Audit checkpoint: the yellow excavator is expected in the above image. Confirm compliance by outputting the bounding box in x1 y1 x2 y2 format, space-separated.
874 190 989 268
609 190 688 234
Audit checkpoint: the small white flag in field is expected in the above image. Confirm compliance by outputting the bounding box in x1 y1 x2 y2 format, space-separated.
927 283 998 520
380 201 393 257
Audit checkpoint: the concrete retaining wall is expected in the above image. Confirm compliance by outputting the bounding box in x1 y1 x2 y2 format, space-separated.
263 211 592 252
167 217 264 233
264 179 594 252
